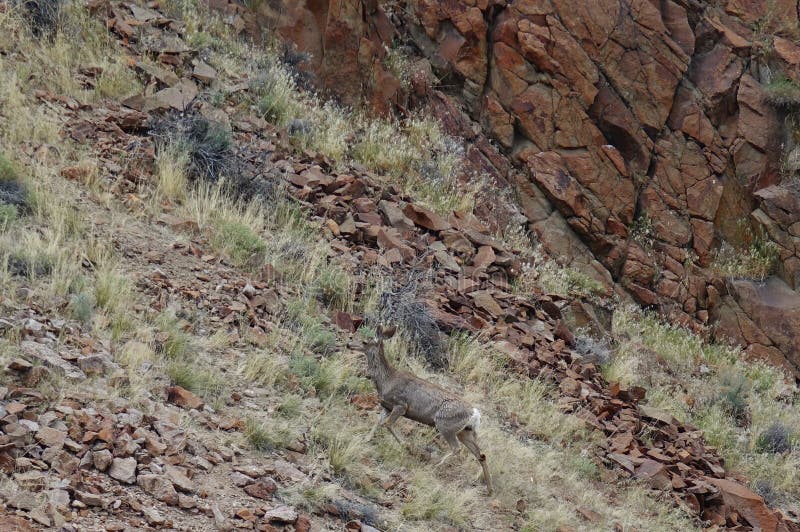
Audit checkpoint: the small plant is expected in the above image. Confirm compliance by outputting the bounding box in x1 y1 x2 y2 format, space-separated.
513 249 608 298
0 205 18 228
153 142 189 202
764 77 800 111
570 453 601 480
245 419 273 451
376 279 444 368
167 360 228 401
153 312 192 360
276 394 303 418
562 268 607 297
384 44 412 90
0 154 29 215
150 115 234 186
251 63 300 126
245 417 296 452
629 214 655 249
5 251 54 279
401 471 476 526
211 219 266 268
18 0 63 38
0 153 17 181
715 371 751 424
69 292 94 324
305 323 337 355
313 264 353 310
709 236 779 281
326 435 361 476
755 422 794 453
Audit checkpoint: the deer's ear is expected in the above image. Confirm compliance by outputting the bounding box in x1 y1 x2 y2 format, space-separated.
379 325 396 339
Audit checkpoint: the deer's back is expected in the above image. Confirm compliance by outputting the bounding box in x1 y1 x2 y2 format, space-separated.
380 370 470 427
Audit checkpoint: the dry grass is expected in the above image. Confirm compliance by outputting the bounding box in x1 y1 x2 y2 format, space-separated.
606 306 800 510
2 2 140 103
513 248 607 298
233 310 696 530
709 238 780 281
0 1 715 529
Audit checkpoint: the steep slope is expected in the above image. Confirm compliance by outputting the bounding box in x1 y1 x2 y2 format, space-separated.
255 0 800 377
0 0 799 531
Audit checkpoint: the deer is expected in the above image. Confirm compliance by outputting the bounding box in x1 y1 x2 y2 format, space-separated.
361 325 493 495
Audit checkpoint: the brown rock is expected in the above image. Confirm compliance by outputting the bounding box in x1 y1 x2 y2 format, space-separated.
138 474 179 506
7 358 33 371
166 385 204 410
774 36 800 65
635 459 671 490
143 506 166 526
402 203 451 231
469 290 503 317
295 513 312 532
108 457 137 484
235 508 256 522
376 228 414 260
441 230 475 254
473 246 495 269
212 504 233 531
706 477 781 531
726 279 800 372
193 61 217 83
75 490 104 507
92 449 113 471
244 477 277 499
20 341 86 380
165 464 195 493
264 504 298 523
378 200 414 231
35 426 66 448
178 494 196 509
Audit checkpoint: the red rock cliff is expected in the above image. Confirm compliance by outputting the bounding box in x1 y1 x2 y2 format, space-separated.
246 0 800 375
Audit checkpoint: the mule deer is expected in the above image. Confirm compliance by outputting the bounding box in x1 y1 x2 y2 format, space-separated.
362 325 493 494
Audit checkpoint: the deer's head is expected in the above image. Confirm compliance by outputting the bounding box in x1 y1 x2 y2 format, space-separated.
363 325 396 367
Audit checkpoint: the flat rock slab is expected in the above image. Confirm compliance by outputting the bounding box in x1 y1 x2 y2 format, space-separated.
20 341 85 380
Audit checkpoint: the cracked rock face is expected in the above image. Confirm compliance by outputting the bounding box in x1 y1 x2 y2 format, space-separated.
257 0 800 375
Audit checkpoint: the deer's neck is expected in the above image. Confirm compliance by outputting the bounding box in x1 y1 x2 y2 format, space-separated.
368 345 396 391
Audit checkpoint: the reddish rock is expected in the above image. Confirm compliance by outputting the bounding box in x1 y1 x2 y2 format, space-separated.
635 459 671 491
402 203 451 231
706 477 783 531
244 478 277 499
263 504 298 523
138 474 179 505
166 385 204 410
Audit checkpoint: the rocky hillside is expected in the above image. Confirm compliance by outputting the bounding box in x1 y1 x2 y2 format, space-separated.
0 0 799 531
255 0 800 378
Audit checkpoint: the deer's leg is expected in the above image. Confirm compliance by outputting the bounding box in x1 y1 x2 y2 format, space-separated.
457 429 493 495
435 431 461 468
383 404 407 447
366 408 388 442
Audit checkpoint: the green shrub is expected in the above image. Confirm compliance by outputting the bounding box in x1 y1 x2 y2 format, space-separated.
764 77 800 110
710 237 779 281
714 373 750 421
245 417 296 452
154 312 191 360
0 204 18 228
69 292 95 324
755 422 794 454
212 219 266 267
167 360 227 401
313 265 352 310
252 64 300 126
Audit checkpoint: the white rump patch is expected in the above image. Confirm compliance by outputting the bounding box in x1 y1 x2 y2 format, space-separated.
469 407 481 431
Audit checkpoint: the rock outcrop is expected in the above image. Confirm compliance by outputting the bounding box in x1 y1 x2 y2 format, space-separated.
249 0 800 375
